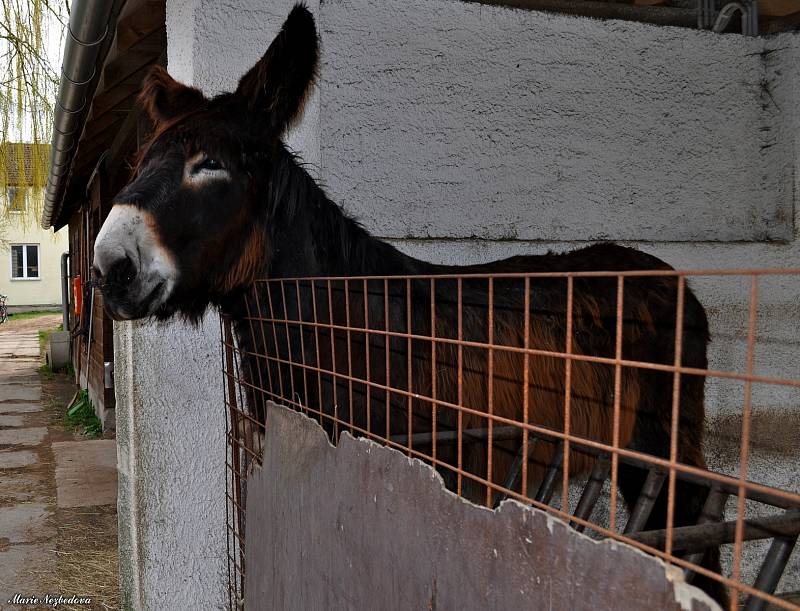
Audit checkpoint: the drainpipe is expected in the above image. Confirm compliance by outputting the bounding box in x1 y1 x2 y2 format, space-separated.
41 0 117 229
61 252 70 331
712 1 759 36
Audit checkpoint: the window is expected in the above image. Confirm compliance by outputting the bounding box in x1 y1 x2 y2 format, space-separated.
10 244 39 280
6 187 27 213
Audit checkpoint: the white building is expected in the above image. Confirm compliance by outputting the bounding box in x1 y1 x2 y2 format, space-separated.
1 144 68 309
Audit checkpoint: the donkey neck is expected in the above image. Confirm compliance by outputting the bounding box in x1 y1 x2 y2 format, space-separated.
264 146 436 280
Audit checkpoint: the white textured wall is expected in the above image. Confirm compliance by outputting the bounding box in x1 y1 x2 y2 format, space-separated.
320 0 794 243
116 1 319 609
317 0 800 593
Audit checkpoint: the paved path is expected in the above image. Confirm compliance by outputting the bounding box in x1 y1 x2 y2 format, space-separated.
0 329 54 608
0 328 118 609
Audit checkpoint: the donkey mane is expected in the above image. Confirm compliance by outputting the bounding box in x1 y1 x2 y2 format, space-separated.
265 146 434 275
207 142 435 322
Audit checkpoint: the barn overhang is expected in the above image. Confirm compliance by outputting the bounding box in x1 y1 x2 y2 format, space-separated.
42 0 166 231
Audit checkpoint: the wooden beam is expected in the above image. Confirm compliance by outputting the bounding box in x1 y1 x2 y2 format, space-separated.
462 0 695 27
82 109 125 144
761 9 800 33
106 107 144 188
77 89 140 168
74 134 117 178
90 64 152 118
101 27 165 92
86 93 138 131
107 50 164 172
115 0 165 54
759 0 800 17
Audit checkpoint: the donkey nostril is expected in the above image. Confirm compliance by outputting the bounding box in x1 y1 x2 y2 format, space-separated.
107 255 138 287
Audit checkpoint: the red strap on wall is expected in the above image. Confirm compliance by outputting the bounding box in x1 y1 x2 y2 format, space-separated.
73 275 83 317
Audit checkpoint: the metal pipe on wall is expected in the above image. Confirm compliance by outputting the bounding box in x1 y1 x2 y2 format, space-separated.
60 252 70 331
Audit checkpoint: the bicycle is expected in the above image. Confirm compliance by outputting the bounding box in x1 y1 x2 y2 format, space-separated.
0 294 7 324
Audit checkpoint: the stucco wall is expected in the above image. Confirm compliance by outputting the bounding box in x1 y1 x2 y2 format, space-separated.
0 215 68 307
115 0 319 609
320 0 794 243
318 0 800 593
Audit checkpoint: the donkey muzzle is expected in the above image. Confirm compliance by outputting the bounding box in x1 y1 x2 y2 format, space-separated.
93 204 177 320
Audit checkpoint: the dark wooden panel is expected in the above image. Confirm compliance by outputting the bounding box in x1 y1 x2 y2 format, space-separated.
91 64 152 118
83 107 126 143
115 0 165 53
102 27 165 91
464 0 695 26
87 290 109 413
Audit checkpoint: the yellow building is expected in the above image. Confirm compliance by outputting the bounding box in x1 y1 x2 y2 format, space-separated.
0 144 69 309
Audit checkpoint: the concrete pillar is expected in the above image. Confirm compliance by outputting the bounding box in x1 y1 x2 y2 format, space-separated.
115 1 320 608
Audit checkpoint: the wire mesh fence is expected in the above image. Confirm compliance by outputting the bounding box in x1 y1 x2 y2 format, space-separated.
223 268 800 611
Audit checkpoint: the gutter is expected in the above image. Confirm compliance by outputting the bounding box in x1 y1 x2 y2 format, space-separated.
41 0 119 229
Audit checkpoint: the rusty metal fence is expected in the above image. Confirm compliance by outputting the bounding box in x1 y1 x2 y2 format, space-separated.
222 268 800 611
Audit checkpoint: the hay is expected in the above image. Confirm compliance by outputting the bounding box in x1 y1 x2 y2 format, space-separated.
31 508 120 611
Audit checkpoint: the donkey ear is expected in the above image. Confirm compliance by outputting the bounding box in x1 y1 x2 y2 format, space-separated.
234 5 319 134
139 66 206 124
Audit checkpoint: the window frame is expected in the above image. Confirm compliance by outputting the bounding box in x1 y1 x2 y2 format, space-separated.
10 243 41 281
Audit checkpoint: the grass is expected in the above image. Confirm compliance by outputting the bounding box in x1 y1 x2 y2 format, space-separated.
38 363 56 380
37 360 72 381
7 308 60 321
65 389 103 438
37 326 71 384
38 324 64 350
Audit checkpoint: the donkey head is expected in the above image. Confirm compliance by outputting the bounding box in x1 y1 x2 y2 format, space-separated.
93 5 318 321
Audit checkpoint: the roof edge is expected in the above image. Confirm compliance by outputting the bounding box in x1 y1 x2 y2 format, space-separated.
41 0 121 229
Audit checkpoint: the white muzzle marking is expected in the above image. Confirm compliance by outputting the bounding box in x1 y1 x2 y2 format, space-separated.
94 204 178 317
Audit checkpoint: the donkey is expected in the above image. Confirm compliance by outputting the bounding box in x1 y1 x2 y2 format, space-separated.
93 5 726 606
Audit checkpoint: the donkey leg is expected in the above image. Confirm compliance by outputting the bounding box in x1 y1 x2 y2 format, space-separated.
620 379 729 607
619 462 728 608
672 456 730 609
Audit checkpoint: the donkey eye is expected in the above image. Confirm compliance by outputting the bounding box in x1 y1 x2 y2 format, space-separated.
183 154 231 187
193 157 224 173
